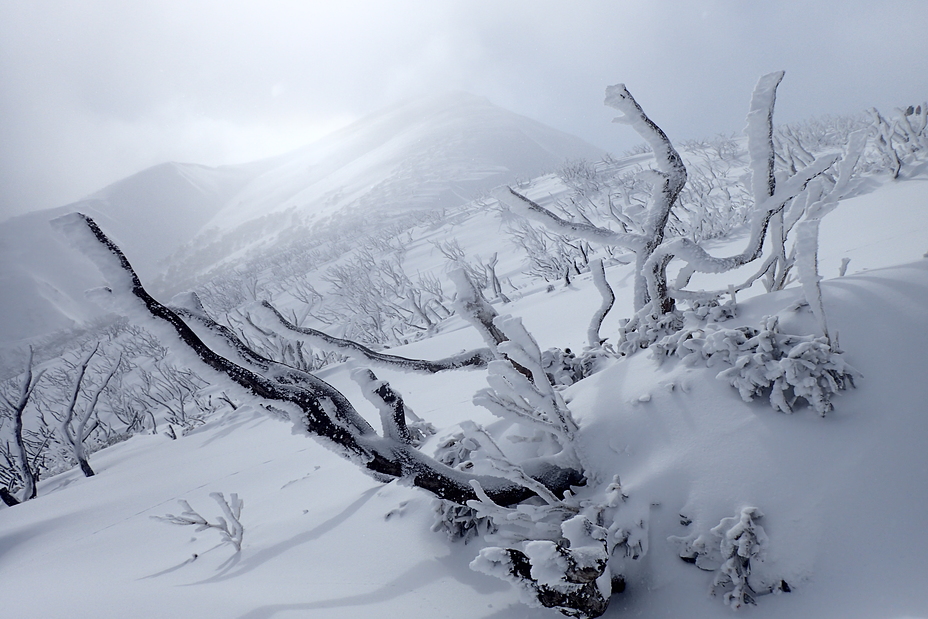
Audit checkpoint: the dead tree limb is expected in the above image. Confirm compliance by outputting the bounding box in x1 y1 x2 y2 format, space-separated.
0 347 46 502
52 213 580 507
252 301 494 374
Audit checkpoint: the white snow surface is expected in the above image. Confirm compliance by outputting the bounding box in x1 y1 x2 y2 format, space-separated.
1 166 928 618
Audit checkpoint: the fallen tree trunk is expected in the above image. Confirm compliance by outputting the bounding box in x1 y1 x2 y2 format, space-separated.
52 213 581 507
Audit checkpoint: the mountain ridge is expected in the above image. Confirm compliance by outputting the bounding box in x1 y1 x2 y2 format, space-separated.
0 92 606 345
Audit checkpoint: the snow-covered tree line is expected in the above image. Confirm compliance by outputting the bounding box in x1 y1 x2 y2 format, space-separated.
0 318 232 504
160 205 493 349
501 100 924 294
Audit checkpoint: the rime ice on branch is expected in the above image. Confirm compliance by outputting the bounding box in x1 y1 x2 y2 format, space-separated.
52 212 581 507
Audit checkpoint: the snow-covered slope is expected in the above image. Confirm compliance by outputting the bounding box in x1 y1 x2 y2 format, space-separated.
0 162 257 345
0 93 604 345
1 170 927 618
207 91 605 231
159 92 605 285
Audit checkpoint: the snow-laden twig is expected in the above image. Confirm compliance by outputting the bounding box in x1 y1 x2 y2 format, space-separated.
153 493 245 551
458 421 563 506
350 368 414 444
474 315 579 463
253 300 494 374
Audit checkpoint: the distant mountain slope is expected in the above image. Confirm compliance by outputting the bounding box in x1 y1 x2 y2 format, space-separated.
160 92 606 282
208 91 605 230
0 93 604 346
70 162 261 276
0 162 258 345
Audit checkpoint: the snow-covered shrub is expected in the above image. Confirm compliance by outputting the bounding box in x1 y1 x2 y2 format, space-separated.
469 476 649 618
471 514 611 618
712 507 769 608
541 348 584 387
687 297 738 323
134 362 215 435
869 104 928 179
617 309 684 356
152 492 244 552
504 217 591 286
541 347 612 388
776 113 869 155
430 430 496 543
671 507 785 609
654 315 859 415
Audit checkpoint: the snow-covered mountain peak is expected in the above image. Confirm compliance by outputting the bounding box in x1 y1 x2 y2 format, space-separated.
203 91 605 233
0 93 605 344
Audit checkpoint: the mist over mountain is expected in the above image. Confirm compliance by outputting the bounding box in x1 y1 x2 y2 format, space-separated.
160 91 605 285
0 92 604 345
0 162 259 344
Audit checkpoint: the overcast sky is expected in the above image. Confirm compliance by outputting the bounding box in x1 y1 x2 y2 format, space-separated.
2 0 926 220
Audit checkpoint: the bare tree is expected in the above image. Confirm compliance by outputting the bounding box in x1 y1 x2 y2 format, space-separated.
501 72 849 343
135 362 212 436
869 103 928 179
55 344 122 477
252 301 495 374
0 348 46 504
501 79 688 314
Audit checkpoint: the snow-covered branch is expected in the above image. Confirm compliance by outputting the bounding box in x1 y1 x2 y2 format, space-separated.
53 213 580 507
153 492 245 552
474 315 580 468
588 259 615 348
252 300 494 374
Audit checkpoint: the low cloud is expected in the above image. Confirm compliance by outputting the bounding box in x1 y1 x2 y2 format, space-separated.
2 0 926 219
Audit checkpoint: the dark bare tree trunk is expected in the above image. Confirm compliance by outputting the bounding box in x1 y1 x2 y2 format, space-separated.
79 458 95 477
0 487 20 507
54 213 581 508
